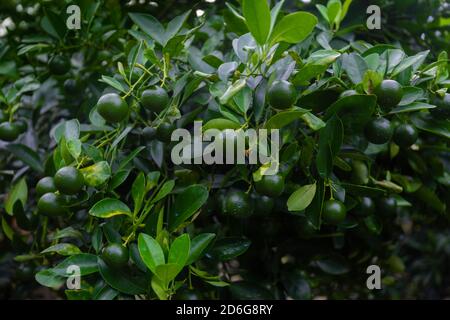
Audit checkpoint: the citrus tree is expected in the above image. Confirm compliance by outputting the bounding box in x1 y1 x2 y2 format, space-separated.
0 0 449 300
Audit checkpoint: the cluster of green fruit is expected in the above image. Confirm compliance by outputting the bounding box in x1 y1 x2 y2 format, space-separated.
96 87 176 142
267 79 420 150
36 166 84 216
362 80 418 147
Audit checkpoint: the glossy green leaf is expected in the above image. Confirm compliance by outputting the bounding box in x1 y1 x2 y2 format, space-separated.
187 233 216 265
265 107 308 129
132 172 146 213
41 243 81 256
5 177 27 216
270 12 318 44
242 0 271 45
89 198 132 218
138 233 165 274
169 184 209 231
98 258 147 295
52 254 99 277
287 183 317 212
6 144 44 173
207 237 251 261
81 161 111 187
168 233 190 274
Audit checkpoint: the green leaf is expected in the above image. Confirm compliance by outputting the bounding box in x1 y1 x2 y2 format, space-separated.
340 183 386 197
5 177 27 216
242 0 271 45
207 237 251 261
391 50 429 77
327 0 342 26
81 161 111 187
41 9 66 40
132 172 146 213
325 94 376 132
169 185 209 231
109 170 130 190
314 254 350 275
233 86 253 113
341 52 368 84
269 0 285 34
138 233 165 274
154 263 180 284
129 13 165 45
152 180 175 203
97 258 147 295
1 217 13 240
203 118 241 131
52 254 99 277
265 108 308 129
93 285 119 300
390 102 436 114
164 10 191 44
187 233 216 265
219 79 247 105
35 270 65 289
287 183 317 212
117 146 146 171
99 76 126 93
362 70 383 94
151 276 168 300
270 12 318 44
89 198 132 218
316 115 343 178
53 119 80 143
41 243 81 256
411 113 450 139
66 139 82 160
6 144 44 173
300 112 326 131
168 234 190 275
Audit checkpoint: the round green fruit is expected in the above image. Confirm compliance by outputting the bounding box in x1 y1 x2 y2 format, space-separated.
254 174 285 198
15 119 27 133
377 197 397 215
374 80 403 108
64 79 82 95
0 122 20 141
267 80 296 109
393 124 418 148
364 117 393 144
54 166 84 195
323 199 347 225
224 190 253 217
97 93 129 123
156 122 176 142
351 160 369 185
48 55 70 75
141 87 169 113
36 177 57 196
251 193 274 216
142 126 156 140
37 193 65 217
354 197 375 217
102 243 129 268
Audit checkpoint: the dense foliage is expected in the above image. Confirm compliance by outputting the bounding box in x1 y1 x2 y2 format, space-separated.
0 0 449 300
